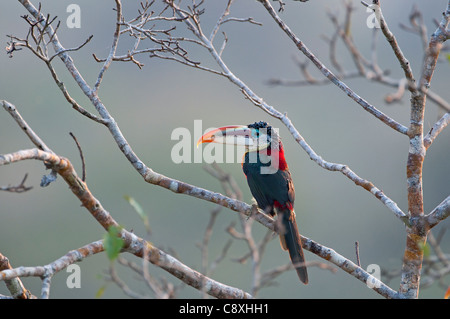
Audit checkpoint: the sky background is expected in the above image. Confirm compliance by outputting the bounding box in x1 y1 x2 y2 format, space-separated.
1 0 449 299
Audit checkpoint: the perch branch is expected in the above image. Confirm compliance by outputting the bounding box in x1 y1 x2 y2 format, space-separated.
164 0 408 225
0 140 398 299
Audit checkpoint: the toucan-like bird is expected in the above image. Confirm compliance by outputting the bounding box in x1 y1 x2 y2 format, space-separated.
197 121 308 284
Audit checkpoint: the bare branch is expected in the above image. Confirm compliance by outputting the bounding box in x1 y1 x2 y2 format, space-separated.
1 141 402 298
8 13 106 124
106 262 146 299
421 3 450 150
93 0 122 93
327 7 367 76
363 1 417 94
384 78 407 104
69 132 86 182
0 147 253 299
2 100 52 153
5 36 22 57
48 35 93 62
117 257 180 299
400 0 449 298
11 0 448 299
271 20 449 113
257 260 336 292
267 70 361 86
0 252 34 299
399 5 429 52
210 0 233 42
424 112 450 150
355 241 361 267
303 236 400 298
209 0 261 43
20 0 407 234
164 0 408 224
0 240 103 298
0 173 33 193
260 0 409 135
427 195 450 229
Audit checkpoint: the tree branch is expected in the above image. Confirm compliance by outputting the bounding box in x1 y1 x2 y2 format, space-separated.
17 0 408 228
1 148 399 298
0 148 253 299
426 195 450 229
93 0 122 93
0 134 399 299
363 1 417 95
424 112 450 150
259 0 409 135
2 100 52 153
0 173 33 193
303 236 400 298
0 252 34 299
12 0 448 299
165 0 408 225
400 0 449 298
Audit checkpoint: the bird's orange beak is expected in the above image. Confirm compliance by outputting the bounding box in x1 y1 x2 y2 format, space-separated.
196 125 253 148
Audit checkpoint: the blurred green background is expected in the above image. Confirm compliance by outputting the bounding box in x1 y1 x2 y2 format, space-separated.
1 0 449 299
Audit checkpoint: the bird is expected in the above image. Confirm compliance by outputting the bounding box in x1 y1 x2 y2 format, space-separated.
197 121 308 284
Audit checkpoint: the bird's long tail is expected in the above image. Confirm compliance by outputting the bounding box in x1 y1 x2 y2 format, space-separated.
278 209 308 284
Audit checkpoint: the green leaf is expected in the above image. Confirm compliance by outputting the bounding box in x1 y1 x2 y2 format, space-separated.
419 241 430 258
124 195 151 234
95 284 107 299
447 53 450 64
103 225 125 261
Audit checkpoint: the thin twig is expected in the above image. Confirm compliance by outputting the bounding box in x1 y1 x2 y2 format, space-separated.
48 35 93 62
93 0 122 93
355 241 361 267
69 132 86 182
364 1 417 94
427 195 450 229
1 100 52 153
0 174 33 193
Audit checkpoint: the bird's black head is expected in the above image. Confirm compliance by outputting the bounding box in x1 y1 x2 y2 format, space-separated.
247 121 281 151
247 121 273 136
